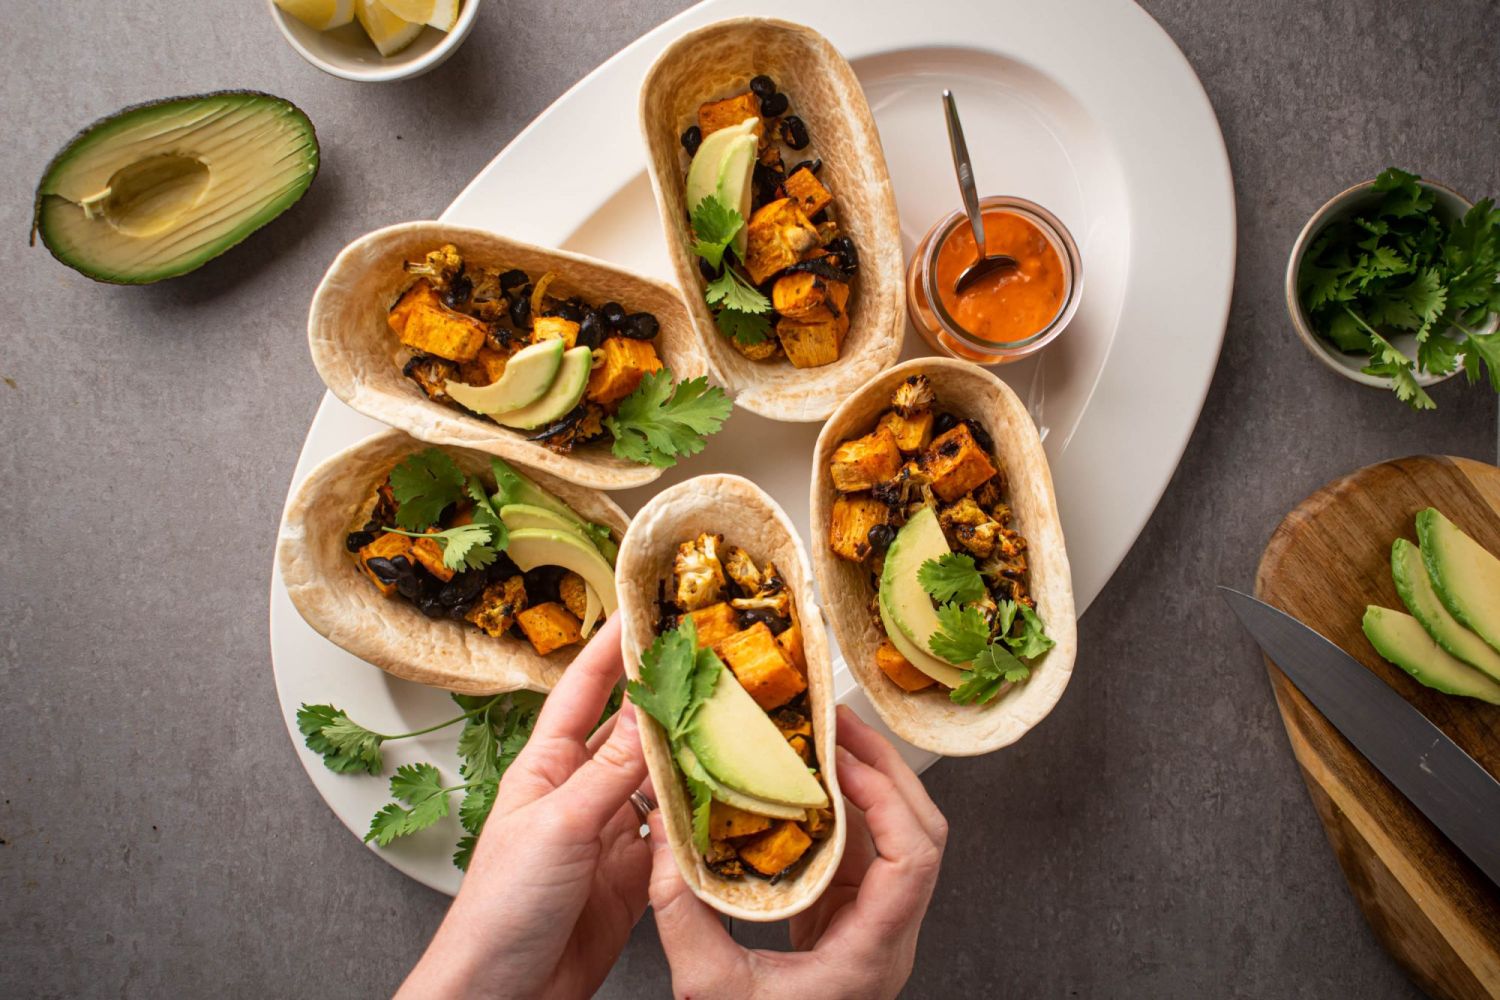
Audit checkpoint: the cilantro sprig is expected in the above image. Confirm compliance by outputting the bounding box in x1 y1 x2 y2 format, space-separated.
390 449 467 530
689 195 773 347
917 553 988 604
381 451 516 570
1298 166 1500 410
606 369 733 469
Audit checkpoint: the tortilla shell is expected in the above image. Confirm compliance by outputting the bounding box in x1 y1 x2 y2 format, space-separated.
810 358 1078 756
616 474 847 921
277 428 628 695
639 18 903 422
307 221 711 491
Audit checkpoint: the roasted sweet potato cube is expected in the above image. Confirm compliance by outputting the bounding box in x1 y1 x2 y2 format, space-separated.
716 623 806 710
697 92 762 138
772 272 850 324
709 801 774 841
744 198 821 284
828 493 889 562
876 639 936 692
878 409 935 454
466 576 528 638
358 532 415 597
774 709 814 763
687 602 741 649
559 571 589 620
776 615 807 676
830 426 903 493
585 336 663 407
410 533 456 582
455 345 509 387
804 808 835 840
739 820 813 876
388 280 487 362
783 167 833 217
516 602 583 655
532 315 579 349
776 312 849 369
924 424 998 502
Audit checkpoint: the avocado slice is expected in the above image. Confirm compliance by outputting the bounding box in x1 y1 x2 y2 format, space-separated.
717 133 758 260
685 669 829 809
446 339 564 415
675 746 806 821
1391 538 1500 682
684 117 759 220
32 92 319 284
1362 606 1500 704
500 504 613 622
493 347 592 430
1416 508 1500 654
505 528 617 616
877 506 967 687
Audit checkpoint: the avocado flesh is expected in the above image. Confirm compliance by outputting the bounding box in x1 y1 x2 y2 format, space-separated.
675 746 806 821
877 506 967 687
493 347 591 430
1416 508 1500 655
1362 606 1500 704
505 528 617 616
34 92 318 284
446 339 563 414
1391 539 1500 682
684 117 758 218
685 670 829 809
717 133 758 260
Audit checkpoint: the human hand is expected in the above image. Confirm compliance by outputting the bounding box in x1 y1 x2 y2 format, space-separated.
398 614 652 1000
647 704 948 1000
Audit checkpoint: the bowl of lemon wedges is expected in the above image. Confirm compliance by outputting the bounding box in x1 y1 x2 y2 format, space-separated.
269 0 480 82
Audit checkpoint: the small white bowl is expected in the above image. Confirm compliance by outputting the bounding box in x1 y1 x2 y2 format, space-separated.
1286 177 1495 390
268 0 481 83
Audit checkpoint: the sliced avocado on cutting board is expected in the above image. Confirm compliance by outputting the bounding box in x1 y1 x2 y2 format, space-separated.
675 746 806 821
505 528 617 615
446 339 564 415
1416 507 1500 655
1362 606 1500 705
32 92 319 284
493 347 592 430
685 670 828 809
1391 538 1500 683
877 506 967 687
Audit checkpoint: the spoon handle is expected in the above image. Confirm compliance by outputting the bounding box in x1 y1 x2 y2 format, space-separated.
942 89 986 255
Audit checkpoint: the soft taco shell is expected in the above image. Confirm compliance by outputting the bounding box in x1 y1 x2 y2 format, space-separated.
639 18 903 422
616 474 847 921
277 428 628 695
307 221 711 491
810 358 1077 756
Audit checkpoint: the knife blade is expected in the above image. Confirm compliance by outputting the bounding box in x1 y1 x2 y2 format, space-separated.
1220 587 1500 887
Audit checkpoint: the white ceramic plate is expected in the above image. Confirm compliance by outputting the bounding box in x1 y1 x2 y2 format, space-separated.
269 0 1235 895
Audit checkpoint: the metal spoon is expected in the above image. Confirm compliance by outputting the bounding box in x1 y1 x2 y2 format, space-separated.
943 89 1016 294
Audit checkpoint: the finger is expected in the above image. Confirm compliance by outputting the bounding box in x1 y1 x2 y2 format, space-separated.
836 705 947 843
585 711 618 754
645 810 741 967
552 703 649 832
527 614 625 748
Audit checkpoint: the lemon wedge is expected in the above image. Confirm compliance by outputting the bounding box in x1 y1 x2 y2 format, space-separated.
274 0 354 30
381 0 460 31
354 0 423 56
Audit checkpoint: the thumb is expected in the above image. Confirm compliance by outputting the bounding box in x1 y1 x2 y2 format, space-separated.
646 810 741 968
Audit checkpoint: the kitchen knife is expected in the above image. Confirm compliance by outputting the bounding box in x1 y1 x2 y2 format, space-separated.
1220 587 1500 887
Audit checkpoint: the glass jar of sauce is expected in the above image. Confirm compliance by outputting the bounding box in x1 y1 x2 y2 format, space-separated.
906 196 1082 364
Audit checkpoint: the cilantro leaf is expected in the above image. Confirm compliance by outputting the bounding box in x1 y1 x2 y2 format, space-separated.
489 458 526 507
467 475 510 547
453 835 478 872
714 307 771 346
927 603 991 665
456 715 498 785
366 803 415 848
606 371 732 468
364 763 453 846
584 522 619 565
918 553 987 604
687 775 714 854
706 267 770 315
389 449 466 530
459 779 498 836
1005 604 1056 660
690 196 745 270
297 704 385 775
995 599 1019 638
950 645 1031 706
1363 327 1436 410
1464 328 1500 391
628 619 721 741
383 523 500 572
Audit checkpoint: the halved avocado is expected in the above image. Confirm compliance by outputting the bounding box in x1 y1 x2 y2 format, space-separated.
32 91 319 284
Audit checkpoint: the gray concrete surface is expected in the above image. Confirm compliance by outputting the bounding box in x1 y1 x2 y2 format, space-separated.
3 0 1497 997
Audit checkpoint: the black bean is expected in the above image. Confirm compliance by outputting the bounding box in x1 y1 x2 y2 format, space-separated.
737 607 790 634
867 523 896 554
964 419 995 453
346 531 375 552
390 555 413 575
439 572 487 607
790 158 822 176
680 125 702 156
577 311 604 349
556 297 586 323
933 412 958 436
600 301 626 328
396 573 423 600
508 293 532 329
485 552 520 582
448 602 474 621
779 115 809 150
524 565 565 604
622 312 660 340
498 269 529 291
444 272 473 309
365 556 399 582
758 91 789 117
698 257 722 282
417 595 446 618
749 74 777 98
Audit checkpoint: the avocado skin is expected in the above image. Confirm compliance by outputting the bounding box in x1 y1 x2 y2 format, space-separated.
31 90 321 285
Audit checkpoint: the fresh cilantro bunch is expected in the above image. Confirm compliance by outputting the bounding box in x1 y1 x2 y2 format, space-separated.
627 619 723 851
606 370 733 468
917 553 1054 705
690 196 772 346
1298 167 1500 410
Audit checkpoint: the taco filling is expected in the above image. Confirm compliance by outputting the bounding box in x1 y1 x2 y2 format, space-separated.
388 244 729 468
346 447 619 657
629 533 834 880
825 374 1056 704
679 75 859 368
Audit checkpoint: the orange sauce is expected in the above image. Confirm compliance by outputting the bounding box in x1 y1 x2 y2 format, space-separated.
934 210 1065 343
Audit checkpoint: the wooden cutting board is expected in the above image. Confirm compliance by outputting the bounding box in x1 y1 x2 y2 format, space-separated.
1255 455 1500 999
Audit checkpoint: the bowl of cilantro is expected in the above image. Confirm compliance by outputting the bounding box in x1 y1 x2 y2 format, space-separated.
1288 167 1499 411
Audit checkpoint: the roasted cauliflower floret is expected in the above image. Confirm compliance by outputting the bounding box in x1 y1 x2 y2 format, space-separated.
465 576 528 638
891 374 935 417
402 354 458 404
673 533 726 611
722 545 763 596
939 496 1004 559
403 244 464 290
730 562 792 620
